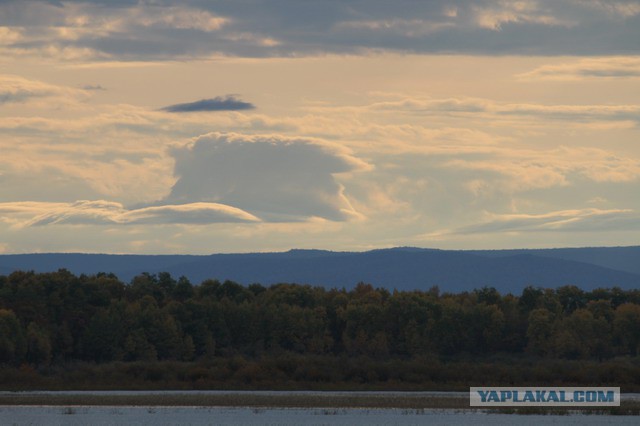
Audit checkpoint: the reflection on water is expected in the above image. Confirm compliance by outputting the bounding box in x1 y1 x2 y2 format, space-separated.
0 406 638 426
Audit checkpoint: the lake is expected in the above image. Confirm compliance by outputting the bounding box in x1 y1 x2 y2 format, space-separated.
1 406 639 425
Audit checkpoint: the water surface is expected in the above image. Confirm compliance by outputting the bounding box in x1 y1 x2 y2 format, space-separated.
1 406 638 426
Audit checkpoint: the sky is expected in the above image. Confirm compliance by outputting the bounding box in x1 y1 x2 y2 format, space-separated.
1 0 639 254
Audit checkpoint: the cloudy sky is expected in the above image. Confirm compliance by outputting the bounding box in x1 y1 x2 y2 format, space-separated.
1 0 639 254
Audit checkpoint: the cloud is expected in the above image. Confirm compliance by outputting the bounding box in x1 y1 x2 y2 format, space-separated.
367 96 640 124
23 200 126 226
0 200 260 227
120 203 260 224
0 129 371 224
472 1 572 30
336 19 456 37
577 0 640 18
518 57 640 81
445 208 640 235
2 1 640 59
82 84 105 90
0 201 69 216
0 2 229 61
0 74 86 104
0 26 22 44
442 146 640 194
160 96 255 113
164 132 370 221
131 5 228 32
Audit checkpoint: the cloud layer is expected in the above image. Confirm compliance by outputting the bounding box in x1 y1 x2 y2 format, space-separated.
1 16 640 254
367 96 640 124
1 0 639 60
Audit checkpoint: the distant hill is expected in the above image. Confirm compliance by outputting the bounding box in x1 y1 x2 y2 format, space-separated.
470 246 640 276
0 246 638 294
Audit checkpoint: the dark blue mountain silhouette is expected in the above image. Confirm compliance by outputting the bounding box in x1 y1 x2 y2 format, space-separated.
469 246 640 276
0 246 638 293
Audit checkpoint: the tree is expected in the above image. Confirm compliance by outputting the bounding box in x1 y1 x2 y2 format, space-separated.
173 276 194 302
476 304 506 353
430 298 470 355
82 304 127 362
613 303 640 356
552 308 610 359
475 286 501 306
124 329 157 362
127 273 164 305
129 296 183 360
557 285 586 314
0 309 25 364
519 286 544 313
25 322 51 365
526 308 555 356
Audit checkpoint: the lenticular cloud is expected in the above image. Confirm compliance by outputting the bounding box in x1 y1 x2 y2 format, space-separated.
0 200 259 227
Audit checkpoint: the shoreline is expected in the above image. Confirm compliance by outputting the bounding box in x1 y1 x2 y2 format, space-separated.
0 392 468 409
0 391 639 415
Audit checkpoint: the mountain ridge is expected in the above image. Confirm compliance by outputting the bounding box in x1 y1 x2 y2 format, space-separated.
0 246 638 293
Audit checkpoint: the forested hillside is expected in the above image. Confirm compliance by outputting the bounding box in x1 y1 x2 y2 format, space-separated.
1 270 640 390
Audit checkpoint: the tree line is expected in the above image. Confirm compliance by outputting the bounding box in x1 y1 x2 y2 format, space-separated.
1 269 640 369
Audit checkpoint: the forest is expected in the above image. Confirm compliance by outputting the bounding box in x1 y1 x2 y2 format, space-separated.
1 269 640 390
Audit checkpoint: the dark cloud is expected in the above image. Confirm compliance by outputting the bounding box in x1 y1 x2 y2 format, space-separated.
82 84 106 91
2 1 640 59
0 93 28 104
160 96 255 113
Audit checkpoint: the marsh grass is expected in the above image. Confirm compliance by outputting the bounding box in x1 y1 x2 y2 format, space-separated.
0 392 468 409
4 357 640 394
